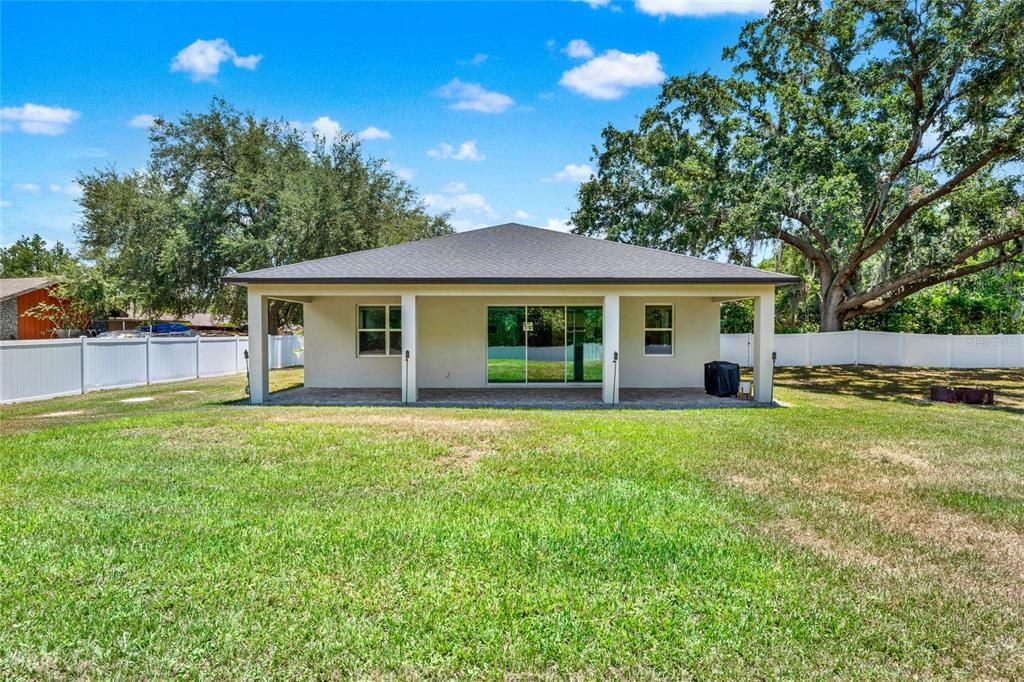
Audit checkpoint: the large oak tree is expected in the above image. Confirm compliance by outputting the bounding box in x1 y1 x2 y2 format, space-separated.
77 99 451 329
573 0 1024 331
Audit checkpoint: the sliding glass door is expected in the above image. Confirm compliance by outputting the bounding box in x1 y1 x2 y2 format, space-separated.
526 306 567 383
567 306 603 383
486 305 602 384
487 307 526 383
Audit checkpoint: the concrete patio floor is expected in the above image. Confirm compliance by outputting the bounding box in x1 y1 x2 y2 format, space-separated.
264 386 765 409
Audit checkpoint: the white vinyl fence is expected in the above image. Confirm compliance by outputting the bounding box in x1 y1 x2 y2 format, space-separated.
2 331 1019 404
720 330 1023 369
0 335 302 403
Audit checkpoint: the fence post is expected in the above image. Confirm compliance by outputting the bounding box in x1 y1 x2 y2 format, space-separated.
235 335 240 373
146 335 152 384
80 336 88 394
898 332 907 367
195 334 201 378
854 330 861 366
946 334 953 369
804 334 812 367
747 333 753 367
997 334 1004 369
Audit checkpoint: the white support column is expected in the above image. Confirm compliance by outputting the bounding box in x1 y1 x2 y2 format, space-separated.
752 289 775 403
247 292 270 404
401 294 417 403
602 294 620 405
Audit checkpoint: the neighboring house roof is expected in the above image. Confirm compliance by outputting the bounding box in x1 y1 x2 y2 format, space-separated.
222 223 800 285
0 277 53 303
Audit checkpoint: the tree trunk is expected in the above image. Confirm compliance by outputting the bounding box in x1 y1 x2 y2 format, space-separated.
819 298 845 331
819 285 845 332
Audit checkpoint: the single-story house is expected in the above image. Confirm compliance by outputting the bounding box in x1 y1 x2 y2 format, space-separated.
0 277 62 340
223 223 798 405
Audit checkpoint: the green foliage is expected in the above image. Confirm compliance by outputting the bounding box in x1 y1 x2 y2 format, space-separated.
722 247 1023 334
77 99 451 324
0 234 75 278
23 263 122 334
575 0 1024 331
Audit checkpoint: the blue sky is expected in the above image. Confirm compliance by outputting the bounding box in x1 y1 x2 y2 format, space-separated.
1 0 768 249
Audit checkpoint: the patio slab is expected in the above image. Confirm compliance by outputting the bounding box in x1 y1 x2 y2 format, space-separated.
264 386 765 409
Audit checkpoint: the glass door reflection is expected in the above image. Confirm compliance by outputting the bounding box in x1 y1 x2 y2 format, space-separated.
487 306 526 383
526 306 567 383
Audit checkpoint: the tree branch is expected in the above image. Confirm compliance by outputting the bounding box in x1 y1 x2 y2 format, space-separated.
838 230 1024 314
836 142 1008 289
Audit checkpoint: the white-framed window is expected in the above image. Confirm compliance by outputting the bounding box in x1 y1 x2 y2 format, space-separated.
643 304 673 356
357 304 402 356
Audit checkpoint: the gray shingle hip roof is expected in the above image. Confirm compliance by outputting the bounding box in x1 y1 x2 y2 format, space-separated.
221 223 800 285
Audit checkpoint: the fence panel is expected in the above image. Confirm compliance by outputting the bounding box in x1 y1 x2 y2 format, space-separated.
719 333 751 366
902 334 949 368
0 339 83 402
149 337 200 382
1003 335 1024 368
86 338 148 389
199 337 239 377
269 335 304 368
951 335 1003 368
855 331 898 366
774 334 808 366
811 331 858 365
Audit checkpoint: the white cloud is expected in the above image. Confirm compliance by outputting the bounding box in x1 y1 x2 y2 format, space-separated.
310 116 342 143
427 140 485 161
460 53 490 66
358 126 391 141
424 181 496 221
560 49 665 99
128 114 157 129
576 0 613 7
546 163 595 183
170 38 262 82
423 192 496 218
383 161 416 181
564 39 595 59
13 183 41 194
49 182 82 197
513 209 534 220
1 104 80 135
545 218 572 231
0 200 12 209
437 78 514 113
636 0 771 16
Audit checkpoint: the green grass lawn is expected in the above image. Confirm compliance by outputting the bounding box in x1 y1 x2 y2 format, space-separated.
487 358 603 382
2 366 1022 678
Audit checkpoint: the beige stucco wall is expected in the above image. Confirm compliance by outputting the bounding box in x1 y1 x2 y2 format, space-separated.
303 295 402 388
303 293 721 389
618 296 720 388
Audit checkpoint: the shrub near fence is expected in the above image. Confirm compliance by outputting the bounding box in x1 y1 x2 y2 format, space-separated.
720 331 1023 369
0 335 303 403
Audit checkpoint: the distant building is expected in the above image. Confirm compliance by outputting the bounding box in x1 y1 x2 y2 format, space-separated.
0 277 61 340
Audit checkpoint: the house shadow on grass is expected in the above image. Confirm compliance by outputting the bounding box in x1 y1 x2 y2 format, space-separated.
774 365 1024 416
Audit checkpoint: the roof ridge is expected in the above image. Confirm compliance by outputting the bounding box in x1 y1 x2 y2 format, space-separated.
224 222 801 284
491 224 794 280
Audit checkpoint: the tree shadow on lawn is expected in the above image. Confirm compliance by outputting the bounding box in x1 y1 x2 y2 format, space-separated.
774 365 1024 415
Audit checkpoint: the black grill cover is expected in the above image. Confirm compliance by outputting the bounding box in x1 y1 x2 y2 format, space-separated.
704 361 740 397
